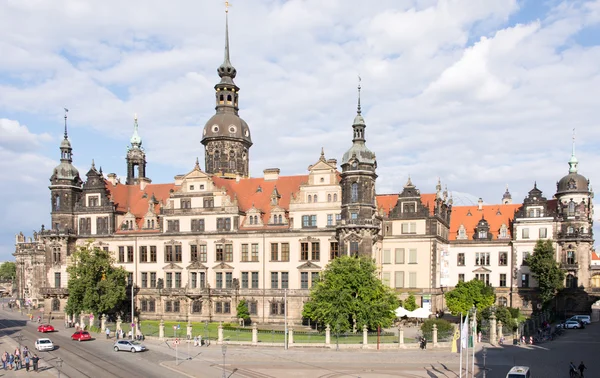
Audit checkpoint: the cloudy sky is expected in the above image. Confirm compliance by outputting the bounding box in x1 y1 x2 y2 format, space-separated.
1 0 600 261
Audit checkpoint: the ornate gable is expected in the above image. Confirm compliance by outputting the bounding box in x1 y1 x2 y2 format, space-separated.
187 261 208 270
389 177 430 219
212 262 234 270
162 263 183 270
297 261 322 270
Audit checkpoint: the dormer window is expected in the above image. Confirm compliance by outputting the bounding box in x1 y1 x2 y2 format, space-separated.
478 230 487 239
458 226 467 239
200 185 204 190
499 225 508 239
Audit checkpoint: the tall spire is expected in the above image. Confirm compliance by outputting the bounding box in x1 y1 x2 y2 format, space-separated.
217 1 237 84
63 108 69 139
569 128 578 173
130 113 142 148
357 75 362 115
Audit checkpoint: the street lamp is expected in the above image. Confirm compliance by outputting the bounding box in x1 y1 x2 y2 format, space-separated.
56 357 63 378
222 342 228 378
15 332 23 351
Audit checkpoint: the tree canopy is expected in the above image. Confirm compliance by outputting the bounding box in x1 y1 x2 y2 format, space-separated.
526 239 565 304
0 262 16 280
403 294 418 311
302 256 399 332
66 244 128 317
236 299 251 326
445 279 495 316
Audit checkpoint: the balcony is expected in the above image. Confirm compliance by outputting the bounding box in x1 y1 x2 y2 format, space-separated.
557 231 593 240
40 287 69 296
337 218 381 228
590 265 600 270
560 263 579 270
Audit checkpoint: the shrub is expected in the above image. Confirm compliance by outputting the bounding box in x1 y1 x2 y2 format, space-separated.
420 318 453 340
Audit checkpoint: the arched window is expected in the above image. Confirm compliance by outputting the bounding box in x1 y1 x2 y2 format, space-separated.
568 201 576 216
192 300 202 313
308 195 312 203
273 215 277 224
52 298 60 312
249 216 254 225
278 215 282 224
499 226 508 239
566 274 576 288
498 297 507 307
151 220 155 228
214 150 220 171
313 195 318 203
351 182 359 202
327 194 332 202
219 94 224 103
147 220 150 228
333 193 338 202
227 94 232 103
254 216 258 224
55 195 61 211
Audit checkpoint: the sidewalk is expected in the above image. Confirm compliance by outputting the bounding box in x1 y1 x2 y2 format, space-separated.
0 334 56 377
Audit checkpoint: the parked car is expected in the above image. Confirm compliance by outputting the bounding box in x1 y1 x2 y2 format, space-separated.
71 331 92 341
557 320 582 329
35 338 54 351
37 324 55 333
113 340 147 353
568 315 591 325
506 365 530 378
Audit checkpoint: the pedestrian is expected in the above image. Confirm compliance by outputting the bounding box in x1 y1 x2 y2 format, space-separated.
569 361 577 378
477 331 482 343
24 354 30 372
23 345 28 357
14 353 20 370
1 351 6 370
578 361 587 377
8 353 14 370
32 354 39 373
105 326 111 339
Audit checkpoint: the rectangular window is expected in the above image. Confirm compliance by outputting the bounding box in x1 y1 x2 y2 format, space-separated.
271 272 279 289
251 244 259 262
141 300 148 312
215 302 222 313
522 228 529 239
458 273 465 282
165 245 173 262
150 272 157 288
191 272 197 289
127 272 133 286
127 246 134 263
457 253 465 266
141 272 148 288
311 242 320 260
499 273 507 287
300 242 309 260
311 272 319 287
241 272 249 289
241 244 249 262
521 273 529 288
191 218 205 232
394 271 404 288
251 272 259 289
476 273 490 286
216 272 223 289
301 215 317 228
401 222 417 234
140 246 148 263
203 197 214 208
199 272 205 288
383 249 391 264
223 302 230 314
408 272 417 288
271 302 279 315
216 244 224 262
408 249 417 264
522 251 531 265
225 244 233 262
382 272 391 287
499 252 508 266
350 241 359 256
165 301 172 312
181 198 191 209
301 272 309 289
54 272 61 288
149 299 155 312
199 245 207 262
166 272 173 288
217 217 231 231
167 220 180 232
281 243 290 261
150 246 157 262
329 242 339 260
395 248 405 264
175 272 181 288
327 214 333 226
248 301 257 315
539 227 547 238
118 246 125 263
191 245 198 262
225 272 233 289
175 245 182 262
271 243 279 261
173 300 180 313
281 272 289 289
475 252 490 266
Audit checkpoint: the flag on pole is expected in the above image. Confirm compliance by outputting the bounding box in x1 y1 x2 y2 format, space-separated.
461 313 469 349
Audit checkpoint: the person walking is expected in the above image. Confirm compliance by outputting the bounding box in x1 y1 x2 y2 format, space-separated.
578 361 587 377
569 361 577 378
24 354 30 372
1 351 6 370
105 327 111 339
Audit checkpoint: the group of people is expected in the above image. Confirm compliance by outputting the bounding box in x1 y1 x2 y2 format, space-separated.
570 361 586 377
419 336 427 350
1 346 40 372
193 335 208 347
105 327 145 341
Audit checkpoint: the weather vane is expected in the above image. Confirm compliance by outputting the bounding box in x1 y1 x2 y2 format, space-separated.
225 0 232 13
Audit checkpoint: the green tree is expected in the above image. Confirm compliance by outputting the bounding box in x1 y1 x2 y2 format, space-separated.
302 256 399 333
421 318 453 340
444 279 495 316
403 294 418 311
66 244 128 318
236 299 251 326
0 262 16 280
526 239 565 304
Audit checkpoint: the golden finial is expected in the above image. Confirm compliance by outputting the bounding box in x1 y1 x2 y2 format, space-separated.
225 0 232 13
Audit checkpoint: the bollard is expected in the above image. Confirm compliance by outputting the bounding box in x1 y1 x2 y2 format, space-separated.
159 318 165 340
289 326 294 346
325 324 331 347
433 324 438 347
252 323 258 346
362 325 368 348
218 322 224 343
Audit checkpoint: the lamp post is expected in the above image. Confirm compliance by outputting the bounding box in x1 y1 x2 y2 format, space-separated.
222 342 228 378
56 357 63 378
16 332 23 351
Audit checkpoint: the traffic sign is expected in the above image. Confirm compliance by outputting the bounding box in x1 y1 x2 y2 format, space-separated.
173 325 177 330
177 324 180 330
131 323 135 327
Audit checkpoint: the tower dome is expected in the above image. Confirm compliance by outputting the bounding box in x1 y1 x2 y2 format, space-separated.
556 138 589 195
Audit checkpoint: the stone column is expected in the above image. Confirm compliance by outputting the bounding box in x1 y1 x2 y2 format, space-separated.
159 319 165 340
135 316 141 337
362 325 368 347
498 321 503 341
399 326 405 348
490 314 497 346
252 323 258 346
325 325 331 347
218 322 224 343
80 313 85 330
116 316 122 332
289 326 294 346
187 320 192 340
433 324 438 347
101 314 107 332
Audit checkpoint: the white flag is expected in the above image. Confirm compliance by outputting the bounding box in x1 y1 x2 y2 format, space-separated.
461 313 469 349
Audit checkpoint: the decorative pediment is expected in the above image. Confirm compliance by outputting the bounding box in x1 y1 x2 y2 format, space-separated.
212 262 235 270
214 238 232 244
189 239 207 246
299 235 318 242
164 239 182 245
187 261 208 270
163 263 183 270
472 266 492 273
297 261 322 270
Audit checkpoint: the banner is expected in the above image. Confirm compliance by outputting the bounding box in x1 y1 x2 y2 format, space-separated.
460 313 469 349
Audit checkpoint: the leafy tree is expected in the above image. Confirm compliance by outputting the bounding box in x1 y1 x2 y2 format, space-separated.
404 294 418 311
421 318 453 340
66 244 128 319
302 256 399 333
478 306 517 332
0 262 16 280
236 299 251 326
445 279 495 316
526 240 565 304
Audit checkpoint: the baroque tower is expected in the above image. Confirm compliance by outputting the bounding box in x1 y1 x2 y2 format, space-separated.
201 7 252 178
49 110 82 231
336 81 380 256
126 115 150 185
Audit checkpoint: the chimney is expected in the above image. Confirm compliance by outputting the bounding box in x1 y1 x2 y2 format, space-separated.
107 173 118 186
478 198 483 211
263 168 280 181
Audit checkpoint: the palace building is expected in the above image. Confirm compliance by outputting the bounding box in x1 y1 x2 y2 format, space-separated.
14 12 598 324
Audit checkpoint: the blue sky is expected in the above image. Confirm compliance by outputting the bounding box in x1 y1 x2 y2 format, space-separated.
2 0 600 261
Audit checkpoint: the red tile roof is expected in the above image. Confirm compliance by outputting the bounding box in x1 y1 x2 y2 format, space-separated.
376 193 438 216
449 203 522 241
592 251 600 261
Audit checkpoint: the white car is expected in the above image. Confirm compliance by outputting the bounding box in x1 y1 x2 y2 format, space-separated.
568 315 591 325
35 338 54 351
557 320 581 329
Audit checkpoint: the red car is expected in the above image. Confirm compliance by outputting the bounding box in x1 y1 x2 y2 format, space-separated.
37 324 55 333
71 331 92 342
